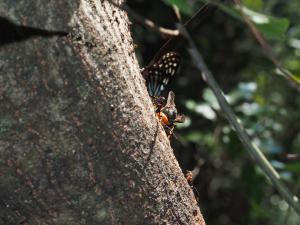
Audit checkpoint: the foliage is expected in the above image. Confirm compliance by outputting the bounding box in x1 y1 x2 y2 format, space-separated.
129 0 300 224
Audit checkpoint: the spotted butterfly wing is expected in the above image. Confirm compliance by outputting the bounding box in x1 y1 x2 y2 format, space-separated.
142 52 180 97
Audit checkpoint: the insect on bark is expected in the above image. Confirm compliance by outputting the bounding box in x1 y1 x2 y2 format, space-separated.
142 52 185 139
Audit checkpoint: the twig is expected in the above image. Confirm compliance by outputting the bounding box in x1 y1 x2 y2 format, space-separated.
172 4 182 22
117 1 215 64
124 4 180 37
149 3 215 64
177 23 300 215
108 0 180 37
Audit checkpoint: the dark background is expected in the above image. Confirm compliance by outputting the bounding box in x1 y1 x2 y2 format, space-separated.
129 0 300 224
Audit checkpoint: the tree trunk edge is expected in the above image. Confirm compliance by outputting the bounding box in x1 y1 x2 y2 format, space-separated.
0 0 206 224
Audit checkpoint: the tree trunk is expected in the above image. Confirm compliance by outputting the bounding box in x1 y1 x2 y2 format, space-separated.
0 0 205 224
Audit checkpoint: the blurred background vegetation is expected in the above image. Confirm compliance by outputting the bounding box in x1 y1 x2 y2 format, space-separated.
128 0 300 224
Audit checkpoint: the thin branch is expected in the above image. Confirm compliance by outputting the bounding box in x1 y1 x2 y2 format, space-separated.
172 4 182 22
108 1 180 37
125 4 180 37
118 1 215 65
150 3 216 62
177 23 300 215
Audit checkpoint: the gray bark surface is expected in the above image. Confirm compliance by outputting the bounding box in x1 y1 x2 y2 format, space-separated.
0 0 205 224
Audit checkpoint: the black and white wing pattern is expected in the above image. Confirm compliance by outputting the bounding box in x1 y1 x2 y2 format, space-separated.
142 52 180 97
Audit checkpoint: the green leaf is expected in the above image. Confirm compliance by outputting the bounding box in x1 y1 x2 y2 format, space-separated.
290 74 300 84
163 0 193 15
255 17 289 40
219 4 290 40
203 88 220 110
242 0 263 11
284 163 300 173
275 68 300 85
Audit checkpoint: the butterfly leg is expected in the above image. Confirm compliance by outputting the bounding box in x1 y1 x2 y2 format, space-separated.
164 125 175 140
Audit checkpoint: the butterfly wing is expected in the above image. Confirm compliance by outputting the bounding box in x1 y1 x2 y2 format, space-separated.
142 52 180 97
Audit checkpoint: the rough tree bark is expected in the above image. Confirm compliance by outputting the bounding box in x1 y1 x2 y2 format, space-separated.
0 0 205 224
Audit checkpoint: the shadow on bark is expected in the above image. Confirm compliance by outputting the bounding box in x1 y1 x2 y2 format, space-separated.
0 17 68 47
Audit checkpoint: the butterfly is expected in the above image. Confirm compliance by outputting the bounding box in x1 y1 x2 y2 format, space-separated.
156 91 185 139
141 52 185 139
141 51 180 97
